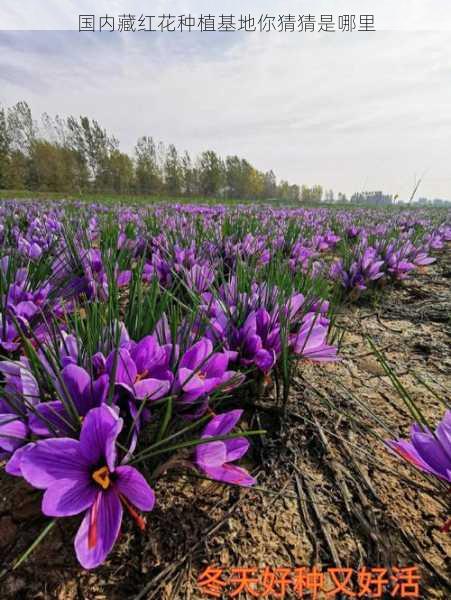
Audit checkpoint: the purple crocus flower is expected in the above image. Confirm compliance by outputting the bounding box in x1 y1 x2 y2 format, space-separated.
106 336 173 401
18 237 43 260
384 245 415 280
175 338 234 405
290 315 337 362
105 337 173 446
411 250 435 267
59 333 80 367
29 364 109 437
195 409 256 486
386 411 451 483
81 249 132 301
20 405 155 569
284 293 305 322
185 264 215 293
116 270 132 287
0 358 39 471
234 308 280 373
289 244 316 274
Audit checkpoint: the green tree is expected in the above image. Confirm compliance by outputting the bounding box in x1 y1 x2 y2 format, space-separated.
198 150 224 196
2 151 27 189
3 101 37 189
164 144 182 195
0 106 10 188
243 162 264 199
66 116 117 191
301 185 323 203
0 101 305 199
7 101 36 155
263 170 277 199
225 155 243 198
135 136 163 194
105 149 135 194
181 151 196 196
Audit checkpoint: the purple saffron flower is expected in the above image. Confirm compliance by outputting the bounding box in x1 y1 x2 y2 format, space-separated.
0 316 22 352
104 337 173 445
0 358 39 470
20 405 155 569
195 409 255 486
386 411 451 483
185 264 215 293
175 338 233 405
285 293 305 321
29 364 109 437
116 270 132 287
412 251 435 267
106 336 172 401
290 316 337 362
234 309 280 373
169 336 244 420
59 333 80 367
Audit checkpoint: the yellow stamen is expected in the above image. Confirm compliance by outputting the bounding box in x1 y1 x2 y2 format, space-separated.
92 466 111 490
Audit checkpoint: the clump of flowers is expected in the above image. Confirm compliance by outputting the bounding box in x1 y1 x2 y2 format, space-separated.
0 198 447 572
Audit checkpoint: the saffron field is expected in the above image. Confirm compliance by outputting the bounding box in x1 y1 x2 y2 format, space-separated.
0 198 449 598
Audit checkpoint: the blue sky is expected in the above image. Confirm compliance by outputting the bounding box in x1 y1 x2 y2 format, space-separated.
1 1 450 198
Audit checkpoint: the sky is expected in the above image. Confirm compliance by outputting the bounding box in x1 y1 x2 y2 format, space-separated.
1 1 451 200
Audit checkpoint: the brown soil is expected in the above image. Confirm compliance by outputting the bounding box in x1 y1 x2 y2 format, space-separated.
0 252 450 600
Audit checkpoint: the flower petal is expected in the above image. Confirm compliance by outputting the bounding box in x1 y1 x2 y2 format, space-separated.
204 353 228 378
0 414 28 452
5 442 34 477
411 431 451 481
203 410 243 437
43 478 96 517
386 438 431 472
179 339 212 370
225 437 250 462
106 348 137 386
133 378 170 401
79 405 122 472
61 364 90 414
75 490 123 569
115 466 155 511
21 438 88 489
203 464 256 487
131 335 159 374
196 440 227 468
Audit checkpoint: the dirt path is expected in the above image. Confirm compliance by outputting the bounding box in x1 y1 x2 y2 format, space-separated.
0 253 449 599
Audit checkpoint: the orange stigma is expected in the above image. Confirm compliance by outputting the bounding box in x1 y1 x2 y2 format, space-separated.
136 370 149 382
120 494 147 531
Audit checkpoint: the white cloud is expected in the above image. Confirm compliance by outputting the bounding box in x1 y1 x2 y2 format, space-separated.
0 2 450 198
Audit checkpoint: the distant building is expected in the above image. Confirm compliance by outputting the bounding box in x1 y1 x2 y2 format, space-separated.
415 197 451 207
350 191 393 206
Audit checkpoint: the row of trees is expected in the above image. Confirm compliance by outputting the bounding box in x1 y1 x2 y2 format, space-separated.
0 101 308 201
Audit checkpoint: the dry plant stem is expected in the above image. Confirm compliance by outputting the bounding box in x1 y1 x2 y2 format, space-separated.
293 465 342 568
294 472 320 563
